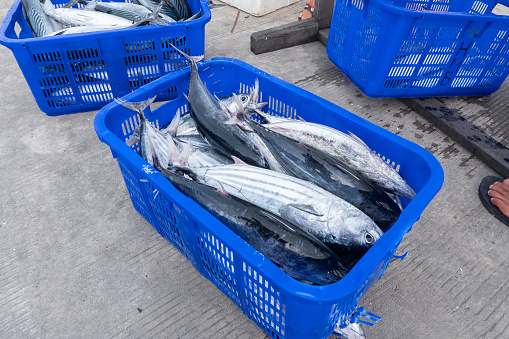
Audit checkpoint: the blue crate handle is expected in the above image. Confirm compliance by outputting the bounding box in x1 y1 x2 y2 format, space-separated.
393 252 409 261
0 0 23 48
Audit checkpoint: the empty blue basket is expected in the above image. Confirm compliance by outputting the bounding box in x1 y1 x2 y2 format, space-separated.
94 58 444 339
327 0 509 97
0 0 211 115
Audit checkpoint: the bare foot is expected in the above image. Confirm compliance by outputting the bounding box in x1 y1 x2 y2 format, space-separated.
488 178 509 218
298 8 313 20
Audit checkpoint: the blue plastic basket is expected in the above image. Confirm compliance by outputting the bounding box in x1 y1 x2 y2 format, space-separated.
327 0 509 97
94 58 444 339
0 0 210 115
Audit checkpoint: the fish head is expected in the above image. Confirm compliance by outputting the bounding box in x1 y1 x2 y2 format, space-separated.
327 201 384 250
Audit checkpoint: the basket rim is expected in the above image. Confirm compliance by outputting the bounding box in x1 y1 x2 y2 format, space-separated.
354 0 509 22
0 0 212 47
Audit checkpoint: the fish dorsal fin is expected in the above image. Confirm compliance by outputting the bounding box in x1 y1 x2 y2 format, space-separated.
84 0 97 11
166 112 180 136
287 203 324 217
348 131 370 149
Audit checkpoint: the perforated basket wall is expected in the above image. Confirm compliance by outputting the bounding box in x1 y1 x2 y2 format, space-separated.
0 0 210 115
327 0 509 97
94 58 444 339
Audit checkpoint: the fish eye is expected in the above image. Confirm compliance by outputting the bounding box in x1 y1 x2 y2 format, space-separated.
365 231 375 245
241 95 248 102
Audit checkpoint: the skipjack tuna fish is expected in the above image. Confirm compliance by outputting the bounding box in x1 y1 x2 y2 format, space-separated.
21 0 199 37
255 110 416 199
156 163 350 286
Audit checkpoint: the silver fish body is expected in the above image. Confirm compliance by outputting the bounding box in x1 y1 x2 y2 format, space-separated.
43 7 133 27
244 119 402 224
84 0 154 22
189 164 383 250
48 24 128 35
21 0 63 37
261 117 416 199
158 167 349 285
163 0 192 20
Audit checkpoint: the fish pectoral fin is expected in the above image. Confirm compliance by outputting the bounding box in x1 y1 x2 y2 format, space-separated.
287 203 324 217
213 182 229 197
258 210 297 232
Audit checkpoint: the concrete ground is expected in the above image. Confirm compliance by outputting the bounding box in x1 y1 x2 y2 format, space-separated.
1 1 509 338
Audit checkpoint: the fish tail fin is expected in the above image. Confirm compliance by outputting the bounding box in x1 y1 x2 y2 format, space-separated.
115 96 157 118
125 125 141 147
167 42 202 73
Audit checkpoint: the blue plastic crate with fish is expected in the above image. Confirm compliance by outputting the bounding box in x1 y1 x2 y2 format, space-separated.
326 0 509 97
94 58 444 339
0 0 210 116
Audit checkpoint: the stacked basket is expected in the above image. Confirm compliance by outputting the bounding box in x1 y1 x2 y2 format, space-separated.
327 0 509 97
0 0 211 115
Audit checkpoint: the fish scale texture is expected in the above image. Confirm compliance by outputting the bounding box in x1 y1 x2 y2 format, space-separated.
1 1 509 339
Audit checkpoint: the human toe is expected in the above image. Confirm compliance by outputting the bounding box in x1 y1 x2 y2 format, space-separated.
490 181 509 194
491 197 509 218
488 189 506 200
